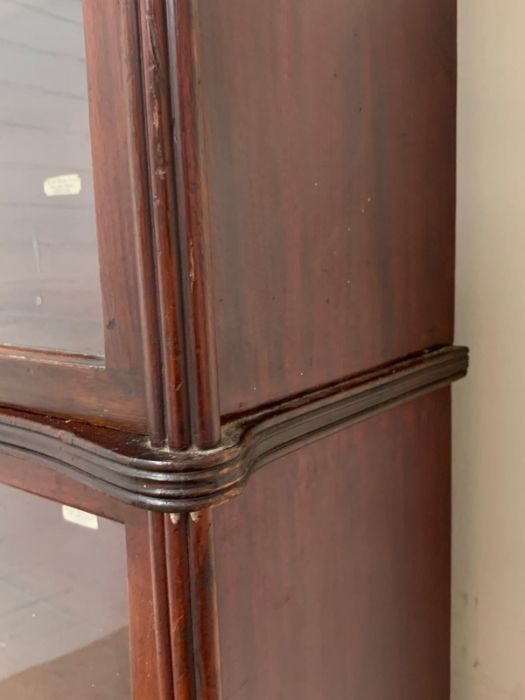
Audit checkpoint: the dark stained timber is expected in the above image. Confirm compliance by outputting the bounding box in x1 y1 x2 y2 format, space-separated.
0 0 463 696
0 346 467 512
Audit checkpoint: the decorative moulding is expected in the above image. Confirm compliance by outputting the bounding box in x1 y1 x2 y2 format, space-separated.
0 346 468 512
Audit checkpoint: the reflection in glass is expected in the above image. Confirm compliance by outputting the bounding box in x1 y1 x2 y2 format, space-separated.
0 485 130 698
0 1 104 355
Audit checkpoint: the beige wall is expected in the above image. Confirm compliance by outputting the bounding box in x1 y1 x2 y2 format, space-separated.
453 1 525 698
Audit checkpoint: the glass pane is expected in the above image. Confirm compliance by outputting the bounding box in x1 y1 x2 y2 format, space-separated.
0 1 104 356
0 484 130 698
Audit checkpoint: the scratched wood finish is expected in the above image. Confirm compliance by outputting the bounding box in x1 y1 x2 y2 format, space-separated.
212 390 452 699
164 514 195 700
196 0 457 415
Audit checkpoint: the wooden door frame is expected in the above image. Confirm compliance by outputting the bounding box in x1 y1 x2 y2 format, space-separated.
0 0 188 438
0 0 223 446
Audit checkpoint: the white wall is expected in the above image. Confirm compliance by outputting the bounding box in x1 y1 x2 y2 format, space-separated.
453 2 525 698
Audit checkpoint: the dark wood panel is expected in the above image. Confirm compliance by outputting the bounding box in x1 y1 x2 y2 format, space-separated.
213 389 451 699
196 0 456 414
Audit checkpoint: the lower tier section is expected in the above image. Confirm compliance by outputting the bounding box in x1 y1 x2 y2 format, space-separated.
212 388 451 699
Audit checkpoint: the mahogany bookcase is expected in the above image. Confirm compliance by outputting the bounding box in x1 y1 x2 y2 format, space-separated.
0 1 466 698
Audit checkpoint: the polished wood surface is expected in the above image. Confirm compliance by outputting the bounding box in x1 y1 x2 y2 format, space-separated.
164 514 194 700
166 0 222 448
126 512 173 699
188 511 221 700
137 0 191 448
0 1 460 698
197 0 456 415
213 390 452 699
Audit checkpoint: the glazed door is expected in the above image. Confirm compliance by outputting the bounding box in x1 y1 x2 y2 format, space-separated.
0 484 131 698
0 0 161 433
0 0 104 356
0 452 178 699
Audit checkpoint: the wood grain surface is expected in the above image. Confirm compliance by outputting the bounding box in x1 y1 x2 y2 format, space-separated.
213 389 452 700
196 0 457 416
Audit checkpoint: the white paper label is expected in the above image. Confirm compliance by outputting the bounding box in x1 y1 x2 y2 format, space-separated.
44 173 82 197
62 505 99 530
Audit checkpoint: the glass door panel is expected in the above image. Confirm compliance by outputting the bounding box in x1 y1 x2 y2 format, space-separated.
0 484 130 698
0 1 104 355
